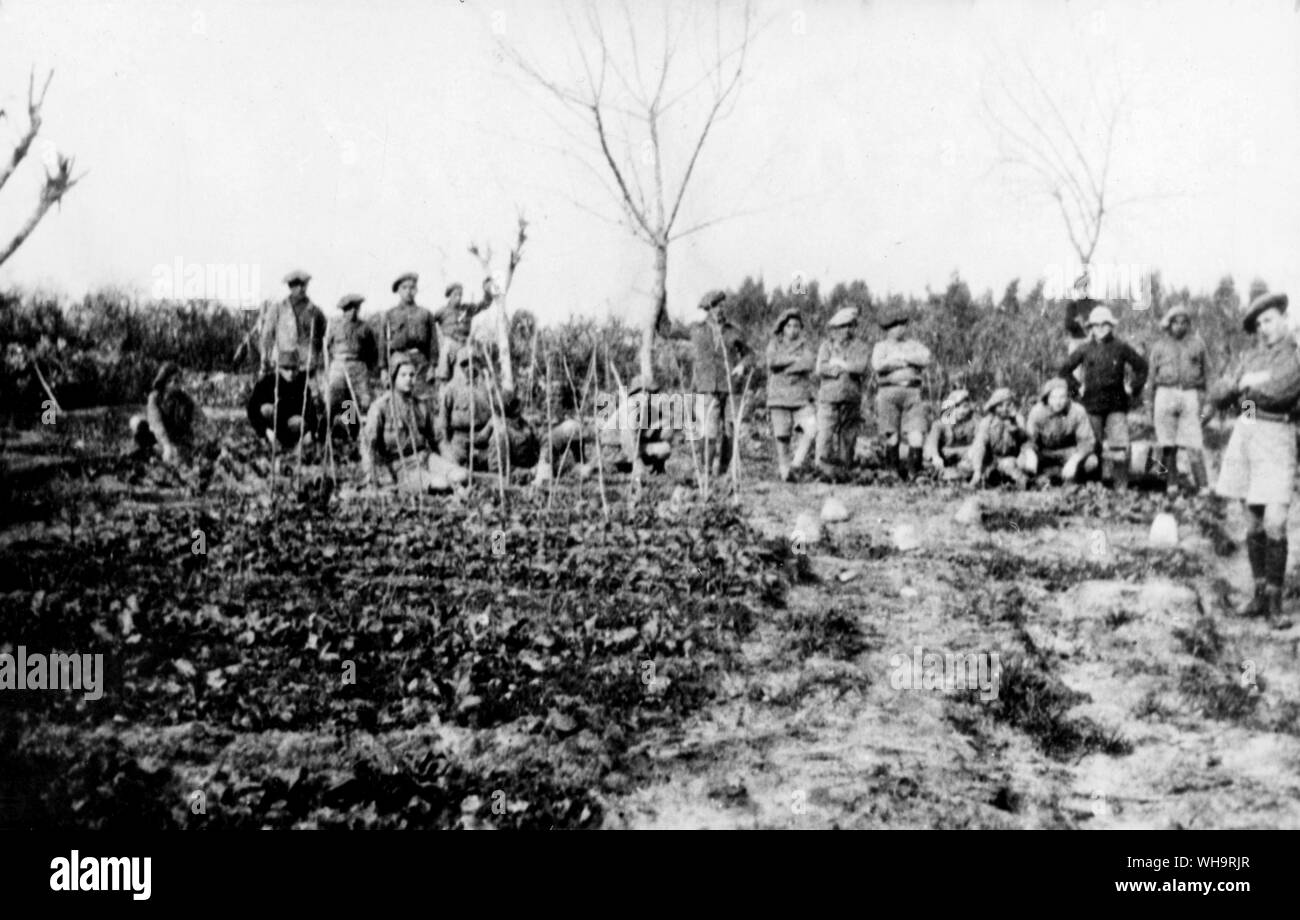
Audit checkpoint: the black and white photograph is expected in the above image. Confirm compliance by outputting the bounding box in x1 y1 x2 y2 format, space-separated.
0 0 1296 883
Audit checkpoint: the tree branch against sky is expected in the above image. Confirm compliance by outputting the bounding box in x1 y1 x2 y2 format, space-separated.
0 67 83 269
499 0 760 378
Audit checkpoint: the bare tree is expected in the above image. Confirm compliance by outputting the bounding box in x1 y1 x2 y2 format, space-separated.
500 0 757 379
0 69 83 268
983 53 1129 295
469 213 529 393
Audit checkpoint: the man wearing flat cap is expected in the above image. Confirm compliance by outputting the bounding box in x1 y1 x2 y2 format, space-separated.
1209 291 1300 626
380 272 437 402
1149 303 1210 495
324 293 379 436
1059 304 1148 490
690 289 752 478
259 270 326 378
871 309 932 479
922 388 978 480
432 278 495 383
766 308 818 481
966 388 1028 488
815 307 871 479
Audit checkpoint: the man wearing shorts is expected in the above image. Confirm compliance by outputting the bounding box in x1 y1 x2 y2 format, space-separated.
1149 303 1210 495
765 308 817 481
1210 292 1300 625
871 309 931 479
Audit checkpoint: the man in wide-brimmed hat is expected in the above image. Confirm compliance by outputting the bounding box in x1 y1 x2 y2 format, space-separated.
259 269 326 377
1059 304 1148 490
1209 292 1300 626
432 278 495 383
871 308 932 479
379 272 437 402
1149 302 1210 496
766 308 818 481
324 293 379 435
815 306 871 479
966 387 1028 488
690 289 752 479
1019 377 1097 485
922 388 977 480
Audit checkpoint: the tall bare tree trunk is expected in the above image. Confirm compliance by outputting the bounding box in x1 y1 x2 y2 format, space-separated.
642 242 668 381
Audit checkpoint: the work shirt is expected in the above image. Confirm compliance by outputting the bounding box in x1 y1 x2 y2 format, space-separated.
259 298 326 373
969 412 1027 460
1060 336 1148 415
438 378 496 443
380 303 437 371
362 390 439 475
871 338 931 387
923 413 977 462
765 337 817 407
1025 400 1095 455
691 319 752 393
432 294 493 343
1149 333 1208 391
816 339 872 404
325 314 378 367
1209 336 1300 418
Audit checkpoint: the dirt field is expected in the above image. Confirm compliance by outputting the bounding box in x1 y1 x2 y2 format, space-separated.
3 411 1299 829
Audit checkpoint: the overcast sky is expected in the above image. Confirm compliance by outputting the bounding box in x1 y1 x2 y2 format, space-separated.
1 0 1298 325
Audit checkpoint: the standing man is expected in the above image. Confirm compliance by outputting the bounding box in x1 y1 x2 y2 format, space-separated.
324 293 379 436
380 272 437 403
1149 303 1211 496
765 308 818 481
690 289 752 479
432 279 495 383
260 269 325 378
1059 305 1148 490
1209 292 1300 625
814 307 871 480
871 309 932 479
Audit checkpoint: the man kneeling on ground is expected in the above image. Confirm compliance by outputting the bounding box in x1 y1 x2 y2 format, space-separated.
131 361 206 465
965 387 1028 488
922 388 977 481
247 350 320 450
1019 377 1098 485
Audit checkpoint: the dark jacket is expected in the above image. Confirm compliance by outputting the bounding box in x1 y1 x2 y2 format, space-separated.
691 319 751 393
247 370 320 447
1060 336 1148 415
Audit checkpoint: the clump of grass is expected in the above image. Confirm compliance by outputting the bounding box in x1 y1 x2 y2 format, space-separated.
1172 616 1225 663
953 657 1132 761
1133 689 1176 721
981 507 1059 532
1178 662 1258 722
1104 608 1137 629
782 607 873 660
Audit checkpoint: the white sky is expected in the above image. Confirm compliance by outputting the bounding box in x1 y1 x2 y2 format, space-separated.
1 0 1298 325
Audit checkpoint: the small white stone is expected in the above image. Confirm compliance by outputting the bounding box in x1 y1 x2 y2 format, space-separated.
1149 513 1179 548
794 511 823 545
893 522 921 552
954 496 982 526
821 497 850 523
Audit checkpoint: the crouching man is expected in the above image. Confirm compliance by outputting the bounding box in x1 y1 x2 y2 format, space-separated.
923 388 977 481
1210 292 1300 626
965 387 1028 488
597 375 673 477
247 350 320 450
1019 377 1098 485
361 352 469 492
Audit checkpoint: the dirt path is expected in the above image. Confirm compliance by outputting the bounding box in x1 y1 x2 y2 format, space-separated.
611 480 1300 829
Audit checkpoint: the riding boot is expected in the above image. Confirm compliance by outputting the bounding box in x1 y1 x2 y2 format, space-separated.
1266 536 1290 625
1162 447 1179 494
1238 531 1269 617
